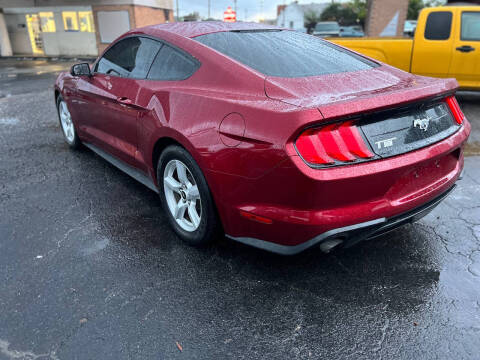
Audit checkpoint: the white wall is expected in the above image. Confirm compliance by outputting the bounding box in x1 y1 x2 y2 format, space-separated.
4 13 31 55
43 32 97 56
276 4 305 31
1 0 173 10
4 6 98 56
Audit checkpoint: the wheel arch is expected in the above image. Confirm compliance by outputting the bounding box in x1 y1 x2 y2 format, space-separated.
150 134 225 233
152 136 183 177
54 88 60 103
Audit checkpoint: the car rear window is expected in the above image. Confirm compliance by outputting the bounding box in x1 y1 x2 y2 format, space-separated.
194 30 377 78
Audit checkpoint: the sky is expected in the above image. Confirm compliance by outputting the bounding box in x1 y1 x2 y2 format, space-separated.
174 0 344 22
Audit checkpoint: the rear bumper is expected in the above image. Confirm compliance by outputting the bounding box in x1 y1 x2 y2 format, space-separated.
227 185 455 255
218 119 470 254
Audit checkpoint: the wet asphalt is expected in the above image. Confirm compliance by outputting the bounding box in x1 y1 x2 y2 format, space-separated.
0 58 479 360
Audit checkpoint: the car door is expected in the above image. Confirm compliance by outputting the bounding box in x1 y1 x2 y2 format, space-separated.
448 9 480 89
135 44 200 167
76 36 161 169
411 10 455 78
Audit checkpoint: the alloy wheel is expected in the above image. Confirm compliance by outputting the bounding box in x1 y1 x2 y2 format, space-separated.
59 100 75 144
163 159 202 232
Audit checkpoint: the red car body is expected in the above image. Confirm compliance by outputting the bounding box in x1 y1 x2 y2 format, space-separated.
55 22 470 255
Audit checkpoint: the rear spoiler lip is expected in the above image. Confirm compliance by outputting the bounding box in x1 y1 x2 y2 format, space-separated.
264 64 459 122
317 77 459 121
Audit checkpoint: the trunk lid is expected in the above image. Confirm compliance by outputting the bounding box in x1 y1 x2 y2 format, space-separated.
266 66 461 161
264 66 458 119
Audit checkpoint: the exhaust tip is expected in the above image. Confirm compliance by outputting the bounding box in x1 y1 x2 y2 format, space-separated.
319 238 343 253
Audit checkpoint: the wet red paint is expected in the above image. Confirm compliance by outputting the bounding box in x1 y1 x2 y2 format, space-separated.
55 22 471 249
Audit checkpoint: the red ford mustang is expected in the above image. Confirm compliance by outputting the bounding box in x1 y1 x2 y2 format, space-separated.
55 22 470 255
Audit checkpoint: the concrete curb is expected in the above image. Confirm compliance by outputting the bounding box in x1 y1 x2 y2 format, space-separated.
0 55 96 62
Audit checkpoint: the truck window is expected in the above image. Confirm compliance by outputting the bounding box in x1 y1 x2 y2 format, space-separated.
461 12 480 41
425 12 452 40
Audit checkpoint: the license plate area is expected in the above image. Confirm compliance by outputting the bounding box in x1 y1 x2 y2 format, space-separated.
360 102 461 158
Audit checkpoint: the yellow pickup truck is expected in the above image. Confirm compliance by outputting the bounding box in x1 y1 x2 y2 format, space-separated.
331 6 480 90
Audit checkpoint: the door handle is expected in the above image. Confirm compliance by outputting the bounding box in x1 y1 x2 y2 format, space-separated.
456 45 475 53
117 96 133 105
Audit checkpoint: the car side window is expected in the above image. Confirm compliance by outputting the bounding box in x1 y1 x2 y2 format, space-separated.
147 45 199 81
96 37 161 78
424 12 453 40
461 12 480 41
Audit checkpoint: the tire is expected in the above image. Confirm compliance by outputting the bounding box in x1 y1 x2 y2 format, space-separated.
57 95 81 149
157 145 221 246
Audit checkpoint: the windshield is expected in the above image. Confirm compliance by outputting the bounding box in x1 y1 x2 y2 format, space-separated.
315 23 340 31
194 30 376 78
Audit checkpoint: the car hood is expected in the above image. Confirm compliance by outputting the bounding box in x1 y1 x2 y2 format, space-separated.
264 65 459 119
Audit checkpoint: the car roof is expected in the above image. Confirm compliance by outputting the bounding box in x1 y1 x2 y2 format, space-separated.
135 21 280 39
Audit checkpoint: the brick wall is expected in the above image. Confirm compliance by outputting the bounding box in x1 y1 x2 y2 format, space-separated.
365 0 409 37
133 5 174 28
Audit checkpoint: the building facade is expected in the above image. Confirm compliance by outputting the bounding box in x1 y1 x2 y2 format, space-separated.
276 2 328 32
0 0 174 57
365 0 409 37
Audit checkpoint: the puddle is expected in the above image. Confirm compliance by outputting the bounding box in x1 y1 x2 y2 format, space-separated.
0 117 18 125
81 237 110 256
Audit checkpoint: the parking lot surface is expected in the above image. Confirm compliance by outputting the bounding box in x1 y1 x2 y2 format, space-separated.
1 59 480 359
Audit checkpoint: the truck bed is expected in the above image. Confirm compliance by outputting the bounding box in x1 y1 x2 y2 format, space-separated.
329 37 414 73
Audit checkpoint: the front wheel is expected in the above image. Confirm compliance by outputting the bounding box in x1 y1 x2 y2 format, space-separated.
57 95 81 149
158 145 221 246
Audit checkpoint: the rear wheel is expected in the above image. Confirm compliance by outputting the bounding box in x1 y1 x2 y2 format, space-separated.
158 145 221 246
57 95 81 149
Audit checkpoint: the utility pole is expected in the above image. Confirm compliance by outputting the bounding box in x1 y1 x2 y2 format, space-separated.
208 0 211 19
176 0 179 21
234 0 237 15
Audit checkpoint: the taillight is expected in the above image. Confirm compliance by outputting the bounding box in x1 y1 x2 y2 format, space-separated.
446 96 465 124
295 121 374 168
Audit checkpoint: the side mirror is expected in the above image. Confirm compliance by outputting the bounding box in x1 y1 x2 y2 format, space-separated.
71 63 92 77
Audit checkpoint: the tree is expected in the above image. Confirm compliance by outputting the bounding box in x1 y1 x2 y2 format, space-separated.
408 0 446 20
182 12 200 22
304 11 321 34
408 0 425 20
346 0 367 26
320 0 367 26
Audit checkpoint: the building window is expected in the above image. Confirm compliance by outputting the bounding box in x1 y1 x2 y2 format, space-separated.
25 14 44 54
97 11 130 43
62 11 79 31
79 11 95 32
163 9 170 21
39 12 56 32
